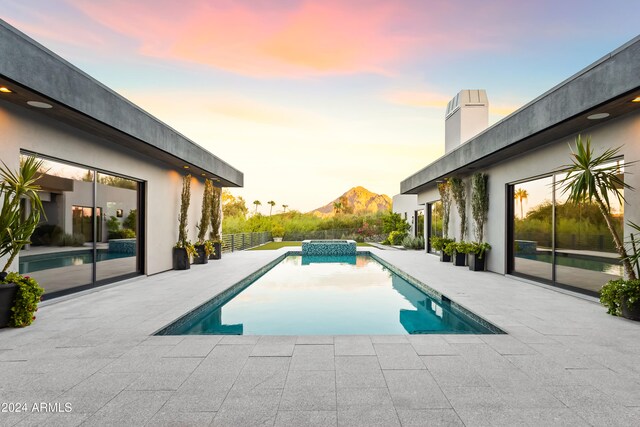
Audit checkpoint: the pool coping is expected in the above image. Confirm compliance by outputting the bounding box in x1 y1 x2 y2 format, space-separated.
154 250 505 336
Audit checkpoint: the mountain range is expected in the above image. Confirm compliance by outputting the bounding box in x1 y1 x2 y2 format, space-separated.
309 186 391 217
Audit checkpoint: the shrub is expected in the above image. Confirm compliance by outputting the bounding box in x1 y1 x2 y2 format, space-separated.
455 241 475 254
57 233 86 246
600 279 640 316
109 229 135 239
402 236 425 250
430 236 454 251
123 209 137 231
107 216 120 233
388 230 408 245
31 224 63 246
470 242 492 259
1 272 44 327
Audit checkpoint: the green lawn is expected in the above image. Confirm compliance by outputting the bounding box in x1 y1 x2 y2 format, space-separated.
250 241 371 250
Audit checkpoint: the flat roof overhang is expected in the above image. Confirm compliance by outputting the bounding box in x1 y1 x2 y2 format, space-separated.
0 20 243 188
401 35 640 195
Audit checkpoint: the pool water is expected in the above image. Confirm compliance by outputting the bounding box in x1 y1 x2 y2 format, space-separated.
516 252 622 275
19 250 133 274
158 254 500 335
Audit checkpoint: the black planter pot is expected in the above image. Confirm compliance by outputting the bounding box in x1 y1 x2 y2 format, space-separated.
439 252 451 262
0 282 18 328
468 253 486 271
621 300 640 321
173 247 191 270
453 252 467 266
209 242 222 260
193 245 209 265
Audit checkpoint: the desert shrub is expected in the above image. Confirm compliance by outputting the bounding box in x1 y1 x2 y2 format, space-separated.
57 233 86 247
109 229 136 239
30 224 63 246
402 236 425 250
388 230 408 245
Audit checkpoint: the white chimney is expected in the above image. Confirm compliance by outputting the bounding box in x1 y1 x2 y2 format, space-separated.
445 90 488 153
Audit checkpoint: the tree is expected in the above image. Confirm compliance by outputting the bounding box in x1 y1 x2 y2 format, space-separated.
333 201 342 215
177 174 191 247
267 200 276 216
514 188 529 219
437 179 452 237
222 190 248 218
282 204 288 213
557 135 636 280
449 177 467 241
253 200 261 214
471 173 489 242
196 179 213 243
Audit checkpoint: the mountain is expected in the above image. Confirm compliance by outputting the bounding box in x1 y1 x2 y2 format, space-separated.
310 186 391 217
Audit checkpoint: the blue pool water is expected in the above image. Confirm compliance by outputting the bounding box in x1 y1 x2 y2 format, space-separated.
516 252 622 275
19 249 133 274
158 254 501 335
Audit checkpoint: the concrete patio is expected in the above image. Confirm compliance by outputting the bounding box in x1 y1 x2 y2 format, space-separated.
1 248 639 426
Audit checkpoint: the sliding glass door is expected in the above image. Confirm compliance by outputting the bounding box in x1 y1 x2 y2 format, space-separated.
19 154 143 298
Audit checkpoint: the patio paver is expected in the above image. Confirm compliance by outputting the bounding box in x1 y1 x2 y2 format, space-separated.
0 248 639 426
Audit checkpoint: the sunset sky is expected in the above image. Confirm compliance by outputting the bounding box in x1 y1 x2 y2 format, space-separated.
3 1 639 213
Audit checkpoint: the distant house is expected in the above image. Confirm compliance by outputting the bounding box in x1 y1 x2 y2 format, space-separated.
400 36 640 296
0 20 243 298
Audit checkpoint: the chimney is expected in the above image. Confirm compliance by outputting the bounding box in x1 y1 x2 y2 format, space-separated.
444 90 488 153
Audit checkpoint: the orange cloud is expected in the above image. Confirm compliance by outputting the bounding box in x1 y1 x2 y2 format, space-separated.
66 0 415 77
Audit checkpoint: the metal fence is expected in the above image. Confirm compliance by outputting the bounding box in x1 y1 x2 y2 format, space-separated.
221 232 272 253
282 228 384 242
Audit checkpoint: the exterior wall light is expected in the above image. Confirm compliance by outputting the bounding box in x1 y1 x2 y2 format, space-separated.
27 100 52 109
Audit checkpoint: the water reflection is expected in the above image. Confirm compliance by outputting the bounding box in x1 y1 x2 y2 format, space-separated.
166 256 495 335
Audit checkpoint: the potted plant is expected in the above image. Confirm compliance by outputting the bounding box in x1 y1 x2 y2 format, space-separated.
174 174 192 270
557 136 639 319
470 173 490 271
431 236 454 262
194 179 212 265
0 157 46 328
600 279 640 320
443 240 457 263
209 185 222 260
453 241 474 266
469 242 491 271
272 224 285 242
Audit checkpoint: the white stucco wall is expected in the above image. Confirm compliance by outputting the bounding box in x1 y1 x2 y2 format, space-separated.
392 194 422 236
0 102 210 275
416 110 640 274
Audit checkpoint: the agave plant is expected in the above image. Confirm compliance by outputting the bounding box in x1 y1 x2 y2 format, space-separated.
556 135 637 280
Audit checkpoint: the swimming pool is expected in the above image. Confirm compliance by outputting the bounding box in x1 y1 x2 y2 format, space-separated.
157 252 502 336
19 249 134 274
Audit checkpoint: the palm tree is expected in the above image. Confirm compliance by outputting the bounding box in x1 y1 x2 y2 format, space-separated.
557 135 636 280
514 188 529 219
282 204 288 213
267 200 276 216
333 201 342 215
252 200 261 214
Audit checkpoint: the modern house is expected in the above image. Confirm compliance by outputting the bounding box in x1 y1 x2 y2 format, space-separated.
400 36 640 296
0 20 243 298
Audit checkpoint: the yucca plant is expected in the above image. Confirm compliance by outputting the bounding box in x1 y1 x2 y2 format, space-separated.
556 135 636 280
1 157 46 273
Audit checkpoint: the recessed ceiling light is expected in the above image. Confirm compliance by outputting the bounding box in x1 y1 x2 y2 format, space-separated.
632 96 640 103
587 113 609 120
183 165 189 169
0 86 12 93
27 101 53 109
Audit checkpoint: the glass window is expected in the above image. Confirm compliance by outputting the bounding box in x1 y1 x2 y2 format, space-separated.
512 176 554 282
95 172 139 283
19 155 142 297
510 163 624 295
428 201 443 254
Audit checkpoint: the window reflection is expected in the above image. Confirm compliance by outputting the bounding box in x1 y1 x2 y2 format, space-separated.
429 201 443 253
511 165 623 294
19 155 141 297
